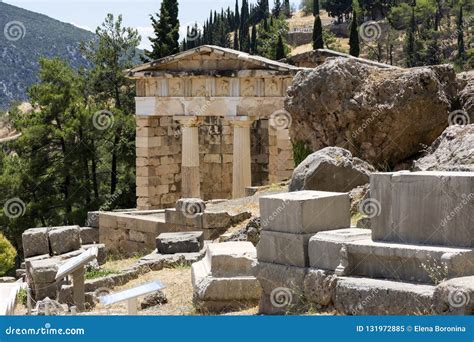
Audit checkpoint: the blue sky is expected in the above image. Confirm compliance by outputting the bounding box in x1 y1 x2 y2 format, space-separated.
3 0 300 49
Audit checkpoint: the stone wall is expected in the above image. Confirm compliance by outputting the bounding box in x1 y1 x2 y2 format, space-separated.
136 115 182 210
199 117 233 200
268 126 294 183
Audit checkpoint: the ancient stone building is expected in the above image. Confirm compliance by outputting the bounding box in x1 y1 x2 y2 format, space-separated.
127 45 303 209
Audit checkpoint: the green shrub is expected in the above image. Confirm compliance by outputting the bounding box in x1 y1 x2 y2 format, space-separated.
292 141 313 167
0 233 16 276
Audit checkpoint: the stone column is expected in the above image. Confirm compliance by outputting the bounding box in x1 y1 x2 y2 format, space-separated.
175 116 202 198
229 116 254 199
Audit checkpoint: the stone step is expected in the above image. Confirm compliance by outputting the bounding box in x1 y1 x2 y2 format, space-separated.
334 276 435 315
310 229 474 284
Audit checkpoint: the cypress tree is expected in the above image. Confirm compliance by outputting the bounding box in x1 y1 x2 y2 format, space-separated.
284 0 291 18
273 0 282 17
275 35 286 60
235 0 240 31
349 9 360 57
240 0 250 52
457 5 465 62
233 29 239 50
312 0 324 50
251 23 257 53
145 0 180 60
406 4 416 67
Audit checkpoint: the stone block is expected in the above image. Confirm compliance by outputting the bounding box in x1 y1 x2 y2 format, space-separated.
253 262 307 315
260 191 351 234
201 212 231 229
309 229 474 284
204 242 257 277
26 258 59 284
191 241 261 312
192 259 259 302
176 198 206 216
304 269 338 306
156 232 204 254
79 227 100 245
257 230 314 267
22 228 50 258
86 211 100 228
433 276 474 315
48 226 81 255
371 171 474 247
308 228 371 270
334 277 434 315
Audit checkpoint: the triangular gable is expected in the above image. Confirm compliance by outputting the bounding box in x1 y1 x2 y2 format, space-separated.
128 45 303 75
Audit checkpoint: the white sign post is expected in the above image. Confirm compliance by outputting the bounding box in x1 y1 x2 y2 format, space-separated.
55 247 98 312
99 281 165 315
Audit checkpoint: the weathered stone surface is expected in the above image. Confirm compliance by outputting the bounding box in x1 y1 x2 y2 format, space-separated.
309 228 371 270
140 291 168 309
257 230 314 267
303 269 338 306
22 228 50 258
0 277 15 283
457 71 474 119
86 211 100 228
289 147 375 192
334 277 435 315
310 230 474 283
253 262 307 314
26 258 60 300
223 217 261 246
48 226 81 255
191 242 261 312
433 276 474 315
286 58 457 167
204 242 257 277
371 171 474 247
260 191 351 234
156 232 204 254
414 125 474 172
79 227 100 245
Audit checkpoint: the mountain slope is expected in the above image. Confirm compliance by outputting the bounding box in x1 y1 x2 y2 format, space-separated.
0 2 95 108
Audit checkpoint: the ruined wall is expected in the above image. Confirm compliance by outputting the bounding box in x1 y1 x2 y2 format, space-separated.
136 115 182 210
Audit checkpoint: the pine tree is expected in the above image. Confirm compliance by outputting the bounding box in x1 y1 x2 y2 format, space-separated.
457 5 465 63
145 0 180 60
349 9 360 57
405 4 416 67
275 35 286 59
312 0 324 49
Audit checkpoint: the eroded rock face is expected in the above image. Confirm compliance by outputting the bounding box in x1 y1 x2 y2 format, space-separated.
289 147 375 192
414 124 474 172
457 71 474 120
285 58 457 167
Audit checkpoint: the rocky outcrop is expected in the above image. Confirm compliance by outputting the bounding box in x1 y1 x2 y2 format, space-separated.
285 58 458 167
414 124 473 172
457 71 474 120
289 147 375 192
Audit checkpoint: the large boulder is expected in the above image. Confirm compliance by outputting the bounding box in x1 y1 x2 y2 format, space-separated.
414 124 473 172
457 71 473 120
289 147 375 192
285 58 457 167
